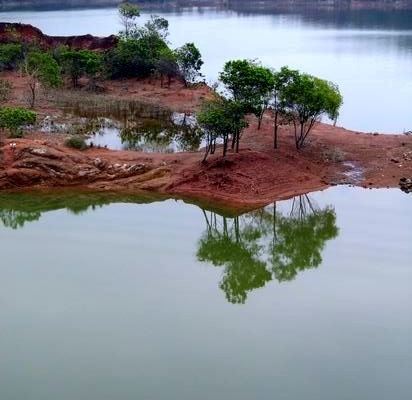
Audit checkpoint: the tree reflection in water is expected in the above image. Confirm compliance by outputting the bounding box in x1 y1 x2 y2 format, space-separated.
120 119 202 153
0 209 41 230
197 195 339 304
0 192 338 304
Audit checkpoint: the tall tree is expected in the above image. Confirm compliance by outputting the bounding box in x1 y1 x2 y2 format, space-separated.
270 66 299 149
175 43 203 86
23 51 61 108
219 59 275 129
280 72 343 149
155 48 179 87
118 1 140 37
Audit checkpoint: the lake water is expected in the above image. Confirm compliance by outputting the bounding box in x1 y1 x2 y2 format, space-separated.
1 7 412 132
0 7 411 399
0 186 411 400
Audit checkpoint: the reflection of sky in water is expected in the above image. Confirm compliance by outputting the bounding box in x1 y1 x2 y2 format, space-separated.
0 8 412 131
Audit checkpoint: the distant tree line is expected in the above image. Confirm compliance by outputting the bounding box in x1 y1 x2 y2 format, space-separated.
2 0 412 12
0 2 204 139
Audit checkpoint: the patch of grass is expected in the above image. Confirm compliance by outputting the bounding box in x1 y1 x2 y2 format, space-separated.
65 135 87 150
50 90 171 121
322 147 346 163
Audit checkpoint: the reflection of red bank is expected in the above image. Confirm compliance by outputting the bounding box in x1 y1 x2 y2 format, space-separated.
0 22 118 51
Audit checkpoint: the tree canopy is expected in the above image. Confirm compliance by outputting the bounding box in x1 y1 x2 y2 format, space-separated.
57 48 102 87
279 72 343 149
24 50 62 107
118 2 140 37
175 43 204 86
219 59 275 129
197 97 248 160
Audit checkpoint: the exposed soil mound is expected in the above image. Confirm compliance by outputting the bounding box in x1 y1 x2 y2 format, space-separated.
0 22 118 50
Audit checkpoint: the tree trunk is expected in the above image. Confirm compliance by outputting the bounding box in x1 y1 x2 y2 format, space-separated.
223 135 228 157
258 113 262 130
29 82 36 108
231 133 236 150
273 111 278 149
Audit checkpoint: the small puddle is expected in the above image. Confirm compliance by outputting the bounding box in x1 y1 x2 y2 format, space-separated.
56 111 203 153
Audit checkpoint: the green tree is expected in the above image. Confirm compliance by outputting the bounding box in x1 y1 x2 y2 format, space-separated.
118 1 140 37
219 59 275 129
270 66 299 149
0 107 36 137
154 47 179 87
137 15 169 41
175 43 203 86
0 43 24 71
23 51 61 108
280 72 343 149
58 48 102 88
197 97 248 160
107 17 170 79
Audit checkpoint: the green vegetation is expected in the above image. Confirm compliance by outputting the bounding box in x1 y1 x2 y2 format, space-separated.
175 43 204 86
0 6 204 89
220 59 274 129
118 1 140 37
23 51 62 107
65 135 87 150
197 97 247 160
57 48 102 88
0 79 12 103
0 43 24 71
0 107 36 137
0 8 343 161
154 47 179 87
280 72 343 149
271 66 299 148
106 16 171 79
197 60 343 159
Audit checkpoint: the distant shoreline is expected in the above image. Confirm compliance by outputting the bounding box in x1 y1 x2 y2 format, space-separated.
2 0 412 12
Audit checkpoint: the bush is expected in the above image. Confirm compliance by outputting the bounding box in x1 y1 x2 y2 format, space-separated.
0 43 24 71
0 107 36 137
0 79 12 103
65 135 87 150
322 147 346 163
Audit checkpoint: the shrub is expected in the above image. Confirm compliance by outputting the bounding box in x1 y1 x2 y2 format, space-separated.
0 43 24 71
65 135 87 150
0 107 36 137
0 79 12 103
322 147 346 163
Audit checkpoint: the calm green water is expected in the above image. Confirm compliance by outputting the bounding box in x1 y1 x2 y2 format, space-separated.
0 186 411 399
1 8 412 132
